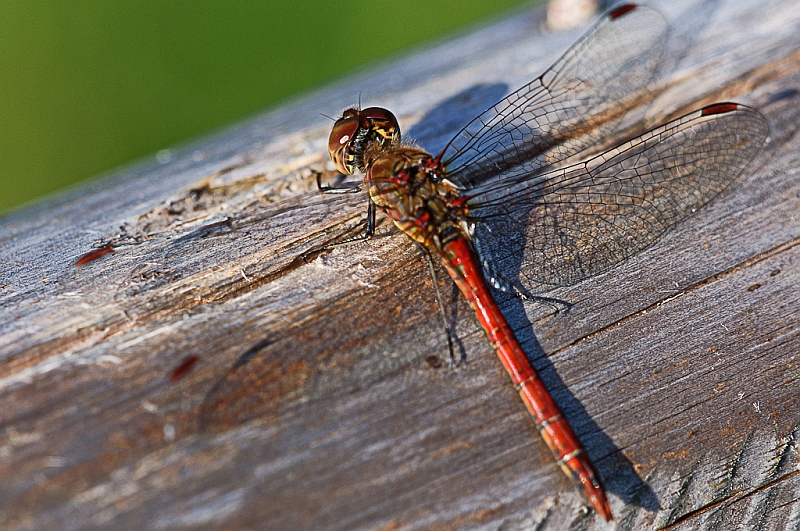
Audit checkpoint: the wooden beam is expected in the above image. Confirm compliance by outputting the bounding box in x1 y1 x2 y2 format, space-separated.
1 0 799 529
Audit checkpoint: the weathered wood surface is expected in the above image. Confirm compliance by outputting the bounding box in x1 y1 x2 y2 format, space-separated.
1 0 799 529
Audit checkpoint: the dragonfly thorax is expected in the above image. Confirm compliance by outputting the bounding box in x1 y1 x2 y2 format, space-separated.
367 147 470 250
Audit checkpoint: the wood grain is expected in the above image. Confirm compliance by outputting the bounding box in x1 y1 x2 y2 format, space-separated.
1 0 799 529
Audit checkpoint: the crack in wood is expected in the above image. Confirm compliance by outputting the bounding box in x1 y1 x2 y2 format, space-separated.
661 457 702 527
203 218 373 303
658 422 800 530
659 469 800 530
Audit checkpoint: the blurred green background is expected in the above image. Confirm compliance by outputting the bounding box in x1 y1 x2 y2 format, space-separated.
0 0 538 215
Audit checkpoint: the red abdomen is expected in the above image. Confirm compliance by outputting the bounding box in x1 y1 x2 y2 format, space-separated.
439 236 613 521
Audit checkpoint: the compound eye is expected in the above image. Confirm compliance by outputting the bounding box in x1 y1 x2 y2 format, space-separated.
360 107 399 143
361 107 396 123
328 111 360 174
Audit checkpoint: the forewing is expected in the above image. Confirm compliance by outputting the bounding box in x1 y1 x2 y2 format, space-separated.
439 4 667 189
470 105 769 287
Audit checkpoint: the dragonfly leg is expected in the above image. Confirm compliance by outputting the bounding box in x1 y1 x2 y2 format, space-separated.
302 200 377 262
517 291 573 315
413 242 459 364
480 257 573 314
315 169 363 194
327 199 376 247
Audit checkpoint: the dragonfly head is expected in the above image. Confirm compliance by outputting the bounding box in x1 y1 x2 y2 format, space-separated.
328 107 400 174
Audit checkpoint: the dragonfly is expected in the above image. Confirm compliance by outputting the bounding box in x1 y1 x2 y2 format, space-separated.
322 3 768 521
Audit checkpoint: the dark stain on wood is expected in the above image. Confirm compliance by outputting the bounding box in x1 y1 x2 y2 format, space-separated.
168 355 200 382
74 245 115 266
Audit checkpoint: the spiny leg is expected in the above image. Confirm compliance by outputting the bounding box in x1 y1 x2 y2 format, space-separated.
325 199 376 248
480 256 572 314
302 199 377 263
315 169 362 194
413 241 458 364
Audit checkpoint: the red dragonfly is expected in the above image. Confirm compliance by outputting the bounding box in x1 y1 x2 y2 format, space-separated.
323 3 768 521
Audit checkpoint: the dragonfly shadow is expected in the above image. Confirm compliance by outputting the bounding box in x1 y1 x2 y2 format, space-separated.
497 291 662 513
406 82 509 156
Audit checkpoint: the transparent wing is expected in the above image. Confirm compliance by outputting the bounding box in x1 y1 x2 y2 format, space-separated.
439 4 667 189
470 104 769 287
